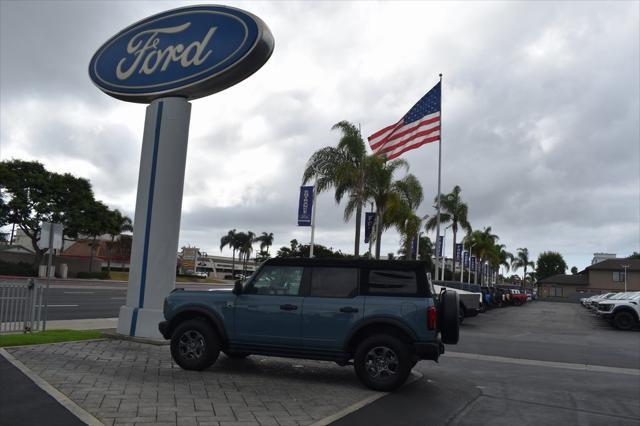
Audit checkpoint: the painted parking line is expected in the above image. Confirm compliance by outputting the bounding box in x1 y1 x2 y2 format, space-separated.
63 292 95 294
36 305 79 308
109 297 125 300
447 351 640 376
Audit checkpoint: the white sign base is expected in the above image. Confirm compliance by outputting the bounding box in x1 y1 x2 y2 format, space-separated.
117 97 191 338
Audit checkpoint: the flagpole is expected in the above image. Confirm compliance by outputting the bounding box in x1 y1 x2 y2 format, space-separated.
434 73 443 281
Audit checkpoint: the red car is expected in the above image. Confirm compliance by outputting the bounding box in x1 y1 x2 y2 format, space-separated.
509 289 528 306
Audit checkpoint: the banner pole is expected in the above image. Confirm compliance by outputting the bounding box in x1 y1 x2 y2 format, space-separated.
309 185 317 258
434 73 443 282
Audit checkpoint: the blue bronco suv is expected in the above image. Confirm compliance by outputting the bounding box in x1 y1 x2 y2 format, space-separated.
159 258 460 391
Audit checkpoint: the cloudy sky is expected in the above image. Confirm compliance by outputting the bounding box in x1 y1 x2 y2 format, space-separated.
1 0 638 272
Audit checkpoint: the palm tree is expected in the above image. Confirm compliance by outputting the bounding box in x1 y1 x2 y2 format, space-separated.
487 243 512 284
254 232 274 254
220 229 238 277
303 121 368 256
384 174 424 259
235 231 255 274
425 185 471 278
105 210 133 275
511 247 535 288
365 156 411 259
467 227 499 285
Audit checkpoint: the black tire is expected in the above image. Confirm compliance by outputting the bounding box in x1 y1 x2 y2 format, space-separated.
170 318 220 370
353 334 412 392
439 290 460 344
613 311 636 331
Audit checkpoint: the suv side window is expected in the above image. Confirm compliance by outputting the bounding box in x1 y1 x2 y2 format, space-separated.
310 267 358 298
245 265 303 296
367 270 417 295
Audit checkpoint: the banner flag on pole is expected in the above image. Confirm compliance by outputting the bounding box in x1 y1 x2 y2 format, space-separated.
297 186 314 226
436 235 444 257
367 82 441 160
463 251 469 268
364 212 376 243
470 256 476 271
411 236 418 259
455 243 462 262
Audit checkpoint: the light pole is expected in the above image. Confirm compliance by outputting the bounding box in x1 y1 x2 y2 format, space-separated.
621 264 629 292
416 214 429 261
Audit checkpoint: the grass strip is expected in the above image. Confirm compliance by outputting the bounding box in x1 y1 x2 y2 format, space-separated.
0 329 103 347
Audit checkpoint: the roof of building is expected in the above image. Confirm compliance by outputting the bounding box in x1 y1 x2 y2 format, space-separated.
538 274 589 286
584 258 640 272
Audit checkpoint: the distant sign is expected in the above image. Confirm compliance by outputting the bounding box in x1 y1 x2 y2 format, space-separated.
436 236 444 257
297 186 314 226
89 5 274 103
455 243 462 262
463 251 469 268
38 222 63 250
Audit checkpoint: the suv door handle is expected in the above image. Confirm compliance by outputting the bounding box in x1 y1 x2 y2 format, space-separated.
280 304 298 311
339 306 359 313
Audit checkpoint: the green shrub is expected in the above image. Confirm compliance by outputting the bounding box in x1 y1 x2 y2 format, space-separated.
76 271 110 279
0 260 37 277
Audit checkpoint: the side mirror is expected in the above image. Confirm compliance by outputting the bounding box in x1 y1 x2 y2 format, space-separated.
233 280 243 295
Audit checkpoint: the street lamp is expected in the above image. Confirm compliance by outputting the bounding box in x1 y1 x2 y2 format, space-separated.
621 264 629 292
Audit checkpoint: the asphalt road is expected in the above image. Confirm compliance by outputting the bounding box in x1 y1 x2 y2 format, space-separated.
334 302 640 426
1 279 232 321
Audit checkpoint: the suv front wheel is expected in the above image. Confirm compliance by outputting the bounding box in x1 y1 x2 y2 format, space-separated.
170 318 220 370
354 334 412 391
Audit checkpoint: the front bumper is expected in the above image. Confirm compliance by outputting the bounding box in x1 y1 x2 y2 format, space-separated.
465 307 481 318
415 341 445 361
158 321 170 339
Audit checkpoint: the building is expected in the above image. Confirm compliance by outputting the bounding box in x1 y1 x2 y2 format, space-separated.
591 252 617 265
538 258 640 301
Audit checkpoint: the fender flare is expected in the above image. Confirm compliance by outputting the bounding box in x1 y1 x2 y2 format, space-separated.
168 306 228 342
343 316 419 351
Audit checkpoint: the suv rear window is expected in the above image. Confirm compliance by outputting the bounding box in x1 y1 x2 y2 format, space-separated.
367 270 417 295
310 267 358 298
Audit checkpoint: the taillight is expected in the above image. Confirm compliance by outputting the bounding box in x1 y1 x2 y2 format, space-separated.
427 305 437 330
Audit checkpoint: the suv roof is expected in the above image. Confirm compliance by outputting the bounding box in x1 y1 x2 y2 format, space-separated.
264 257 427 271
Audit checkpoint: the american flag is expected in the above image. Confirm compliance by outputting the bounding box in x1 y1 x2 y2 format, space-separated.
368 82 441 160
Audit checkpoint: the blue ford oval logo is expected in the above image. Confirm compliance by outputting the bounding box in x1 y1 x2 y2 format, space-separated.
89 5 274 103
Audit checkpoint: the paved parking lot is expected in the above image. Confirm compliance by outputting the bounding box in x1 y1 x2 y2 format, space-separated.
6 340 378 426
4 301 640 426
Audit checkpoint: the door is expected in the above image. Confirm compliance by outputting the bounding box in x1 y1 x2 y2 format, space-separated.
233 265 304 348
302 266 364 350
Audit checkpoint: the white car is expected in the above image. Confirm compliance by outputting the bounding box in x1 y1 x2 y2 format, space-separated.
596 293 640 330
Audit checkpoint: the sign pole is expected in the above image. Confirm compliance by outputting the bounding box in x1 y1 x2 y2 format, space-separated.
42 223 54 331
309 186 317 258
117 97 191 338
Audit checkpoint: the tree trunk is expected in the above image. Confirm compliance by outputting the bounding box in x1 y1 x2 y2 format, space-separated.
231 248 236 277
374 208 383 259
354 202 362 257
451 229 457 282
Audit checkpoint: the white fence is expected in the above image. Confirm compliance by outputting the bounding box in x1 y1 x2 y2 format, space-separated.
0 279 44 333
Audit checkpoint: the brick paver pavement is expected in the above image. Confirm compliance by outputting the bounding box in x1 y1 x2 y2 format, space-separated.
8 339 377 426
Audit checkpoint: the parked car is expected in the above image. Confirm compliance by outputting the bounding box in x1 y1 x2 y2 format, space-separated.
434 281 482 323
193 271 208 278
596 293 640 330
160 258 460 391
509 289 528 306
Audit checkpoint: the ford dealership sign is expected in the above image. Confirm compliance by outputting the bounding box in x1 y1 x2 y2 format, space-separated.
89 5 274 103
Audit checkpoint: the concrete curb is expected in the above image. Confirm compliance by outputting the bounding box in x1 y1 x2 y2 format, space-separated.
309 369 423 426
102 329 170 346
0 347 104 426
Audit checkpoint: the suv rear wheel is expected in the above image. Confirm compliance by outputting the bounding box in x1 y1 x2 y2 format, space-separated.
613 311 636 331
354 334 412 391
170 318 220 370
